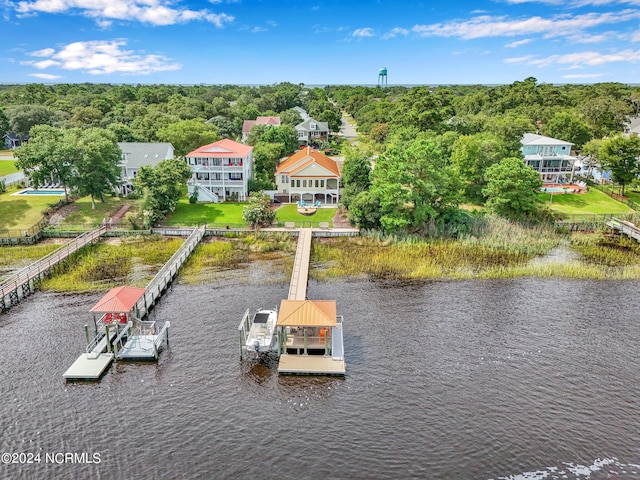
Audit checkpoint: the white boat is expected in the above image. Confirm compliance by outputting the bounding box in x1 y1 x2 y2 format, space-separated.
244 309 278 354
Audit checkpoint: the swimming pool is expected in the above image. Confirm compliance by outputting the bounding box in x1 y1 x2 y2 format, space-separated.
14 188 66 196
540 186 581 193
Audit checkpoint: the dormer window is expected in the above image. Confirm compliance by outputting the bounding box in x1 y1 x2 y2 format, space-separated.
310 122 316 130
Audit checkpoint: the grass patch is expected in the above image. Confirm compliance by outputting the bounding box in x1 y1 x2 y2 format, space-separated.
0 243 61 271
275 205 336 226
56 195 132 229
0 185 61 231
42 235 182 292
0 160 19 177
164 198 246 226
539 188 633 217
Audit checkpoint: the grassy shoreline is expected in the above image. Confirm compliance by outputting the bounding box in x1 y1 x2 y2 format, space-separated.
4 221 640 291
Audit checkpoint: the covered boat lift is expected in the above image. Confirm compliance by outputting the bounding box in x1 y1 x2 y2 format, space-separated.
64 286 169 381
276 299 345 375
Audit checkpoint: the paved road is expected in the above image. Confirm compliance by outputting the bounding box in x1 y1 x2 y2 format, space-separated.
339 114 358 143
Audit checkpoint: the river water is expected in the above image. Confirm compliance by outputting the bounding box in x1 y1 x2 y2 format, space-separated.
1 276 639 479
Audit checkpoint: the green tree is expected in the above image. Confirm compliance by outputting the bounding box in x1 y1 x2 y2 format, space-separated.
14 125 76 202
5 105 58 139
370 139 462 234
340 147 372 209
580 138 603 181
451 133 506 202
242 191 276 228
542 111 592 149
157 119 219 157
253 142 283 177
599 135 640 196
482 157 542 219
133 159 192 226
68 128 122 209
348 190 382 230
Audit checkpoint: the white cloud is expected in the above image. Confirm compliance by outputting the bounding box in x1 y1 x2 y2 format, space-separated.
382 27 409 40
21 39 181 75
407 10 640 40
562 73 606 78
352 27 375 38
505 48 640 68
251 26 266 33
505 38 532 47
29 72 61 79
14 0 234 27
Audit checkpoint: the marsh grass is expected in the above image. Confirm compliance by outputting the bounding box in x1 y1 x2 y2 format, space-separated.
42 235 182 292
0 243 60 268
180 232 296 283
311 217 640 281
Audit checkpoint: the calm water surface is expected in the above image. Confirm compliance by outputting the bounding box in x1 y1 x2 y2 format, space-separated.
1 276 639 479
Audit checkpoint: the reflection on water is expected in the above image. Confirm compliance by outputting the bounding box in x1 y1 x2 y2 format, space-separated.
0 275 639 479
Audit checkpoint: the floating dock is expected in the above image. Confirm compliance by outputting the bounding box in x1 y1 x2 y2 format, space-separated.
63 325 117 380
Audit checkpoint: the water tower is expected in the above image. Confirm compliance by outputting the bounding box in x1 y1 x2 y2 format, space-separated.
378 67 388 87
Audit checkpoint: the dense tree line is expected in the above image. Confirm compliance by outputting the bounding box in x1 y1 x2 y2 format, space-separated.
327 78 640 235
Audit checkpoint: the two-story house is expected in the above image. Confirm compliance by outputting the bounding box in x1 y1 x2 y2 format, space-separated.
521 133 576 184
241 116 281 143
295 117 329 146
274 147 340 204
117 142 174 195
186 139 254 202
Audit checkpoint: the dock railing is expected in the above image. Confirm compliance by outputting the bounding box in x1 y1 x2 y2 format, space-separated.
133 225 205 318
0 225 106 307
153 321 170 359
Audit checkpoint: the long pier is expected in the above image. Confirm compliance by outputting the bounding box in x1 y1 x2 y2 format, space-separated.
0 225 106 313
132 225 205 319
288 228 313 300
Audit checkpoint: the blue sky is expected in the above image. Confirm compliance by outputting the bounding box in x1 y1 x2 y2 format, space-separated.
2 0 640 85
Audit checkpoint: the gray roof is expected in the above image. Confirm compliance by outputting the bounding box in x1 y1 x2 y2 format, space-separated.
521 133 573 147
118 142 174 168
295 117 329 132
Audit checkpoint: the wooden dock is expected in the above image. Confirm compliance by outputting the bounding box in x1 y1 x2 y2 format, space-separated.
288 227 312 301
0 225 106 314
607 218 640 241
276 227 346 375
132 225 205 319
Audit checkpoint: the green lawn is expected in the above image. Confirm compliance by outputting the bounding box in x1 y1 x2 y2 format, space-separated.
163 197 246 226
57 195 132 228
539 188 634 217
275 204 336 226
0 187 60 232
0 160 19 177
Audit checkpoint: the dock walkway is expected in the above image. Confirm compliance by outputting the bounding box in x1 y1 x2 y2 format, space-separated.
288 228 313 301
608 218 640 241
1 225 106 313
133 225 205 319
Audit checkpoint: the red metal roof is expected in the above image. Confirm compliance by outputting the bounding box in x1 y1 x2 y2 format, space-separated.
90 286 146 313
242 116 281 134
186 139 254 158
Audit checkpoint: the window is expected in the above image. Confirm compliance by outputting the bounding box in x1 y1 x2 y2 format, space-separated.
315 180 319 188
295 180 300 188
320 180 325 188
302 180 307 187
229 172 243 180
281 175 288 184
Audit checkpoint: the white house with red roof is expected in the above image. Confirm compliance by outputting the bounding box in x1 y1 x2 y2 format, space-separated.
186 139 254 202
242 116 281 143
275 147 340 204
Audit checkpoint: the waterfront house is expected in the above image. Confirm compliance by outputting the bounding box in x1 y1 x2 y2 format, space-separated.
274 146 340 204
241 116 281 143
521 133 576 184
295 117 329 146
117 142 174 195
186 139 254 202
